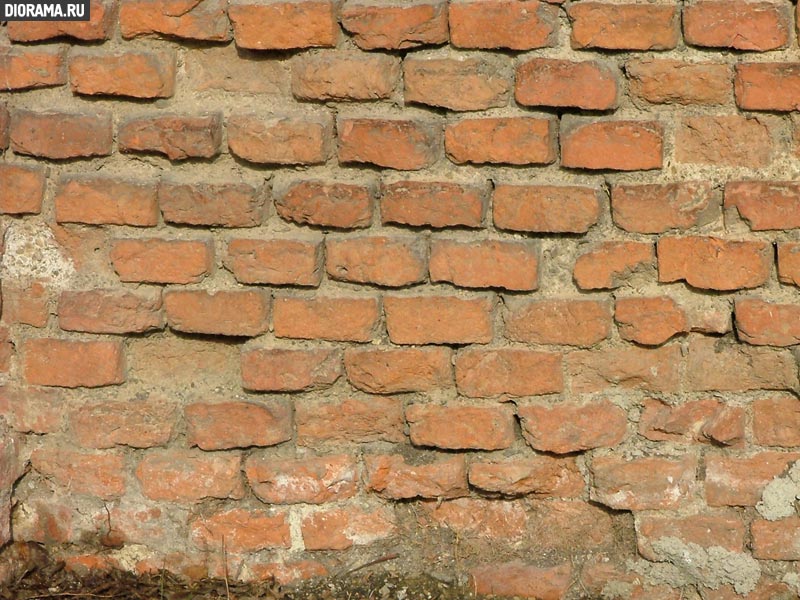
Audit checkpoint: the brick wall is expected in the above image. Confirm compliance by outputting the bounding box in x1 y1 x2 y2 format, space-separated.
1 0 800 597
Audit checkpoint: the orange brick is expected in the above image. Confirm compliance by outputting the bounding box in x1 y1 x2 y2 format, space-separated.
449 0 558 50
684 1 789 51
569 3 679 50
446 116 556 165
384 295 494 344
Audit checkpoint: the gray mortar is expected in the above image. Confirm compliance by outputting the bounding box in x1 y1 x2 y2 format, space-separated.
757 460 800 521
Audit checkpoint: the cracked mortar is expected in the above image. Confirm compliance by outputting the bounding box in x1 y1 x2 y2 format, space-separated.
757 460 800 521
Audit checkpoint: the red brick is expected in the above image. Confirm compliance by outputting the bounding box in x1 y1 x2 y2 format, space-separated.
119 113 222 161
185 401 291 450
725 181 800 231
186 45 289 94
704 578 794 600
241 348 341 392
326 236 427 287
493 184 600 234
705 452 799 507
0 386 64 434
735 298 800 347
365 455 467 499
230 0 338 49
615 296 689 346
11 110 112 159
580 559 682 600
0 329 11 374
225 238 321 286
687 337 799 392
70 397 177 449
55 176 158 226
568 3 678 50
734 63 800 112
24 339 124 388
676 116 773 167
0 164 46 215
69 50 175 98
31 447 125 499
753 395 800 446
301 506 396 550
519 400 627 454
110 238 213 284
432 239 537 291
381 180 485 228
0 47 65 90
406 403 515 450
573 241 654 290
530 501 617 553
338 117 440 170
273 296 379 342
455 348 562 398
58 289 163 334
164 290 269 337
404 54 511 111
591 455 696 510
292 52 400 101
449 0 558 50
752 517 800 560
639 398 745 446
0 104 7 150
277 180 373 229
120 0 231 41
384 295 494 344
0 282 51 327
8 0 113 41
190 509 289 552
684 1 789 51
612 182 720 234
136 450 244 502
568 345 681 394
469 456 584 498
423 497 526 539
159 180 262 228
296 397 404 446
340 0 447 50
470 562 571 599
344 346 452 394
445 116 556 165
504 298 611 346
658 237 771 291
637 512 746 561
228 111 333 165
627 59 731 105
561 119 663 171
245 454 357 504
778 242 800 286
516 58 618 110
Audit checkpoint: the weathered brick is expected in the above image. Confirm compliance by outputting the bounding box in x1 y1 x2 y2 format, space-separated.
615 296 689 346
568 3 679 50
55 176 158 226
0 164 46 215
120 0 231 41
292 52 399 101
0 386 64 434
561 119 663 171
752 517 800 560
423 497 526 538
301 506 396 550
164 290 269 337
470 562 572 599
185 401 292 450
684 1 789 51
241 348 341 392
228 112 333 165
568 345 681 394
58 289 163 334
110 238 213 284
8 0 113 41
734 298 800 346
31 447 125 500
296 397 404 446
245 454 357 504
639 398 745 446
70 397 177 449
24 339 125 388
0 283 51 328
159 180 262 227
449 0 558 50
658 237 771 291
186 45 289 94
778 242 800 286
277 180 373 229
384 295 494 344
230 0 338 49
753 395 800 446
273 296 379 342
493 184 601 234
519 400 628 454
504 298 612 347
326 236 427 287
119 114 223 161
627 59 731 105
69 50 175 98
11 110 112 159
591 455 697 510
365 455 467 499
676 116 773 167
455 348 562 398
725 181 800 231
404 54 511 111
340 0 447 50
445 116 556 165
612 182 720 234
381 180 485 228
0 47 65 90
338 117 440 170
516 58 618 110
225 238 322 286
637 512 746 561
430 239 538 291
344 346 452 394
469 457 584 498
190 509 290 552
705 452 799 506
406 404 515 450
574 241 654 290
136 450 244 502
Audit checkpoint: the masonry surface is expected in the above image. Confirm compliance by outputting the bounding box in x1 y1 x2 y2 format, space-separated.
1 0 800 598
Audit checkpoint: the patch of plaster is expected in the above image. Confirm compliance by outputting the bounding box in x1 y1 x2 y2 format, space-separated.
1 222 76 288
757 461 800 521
